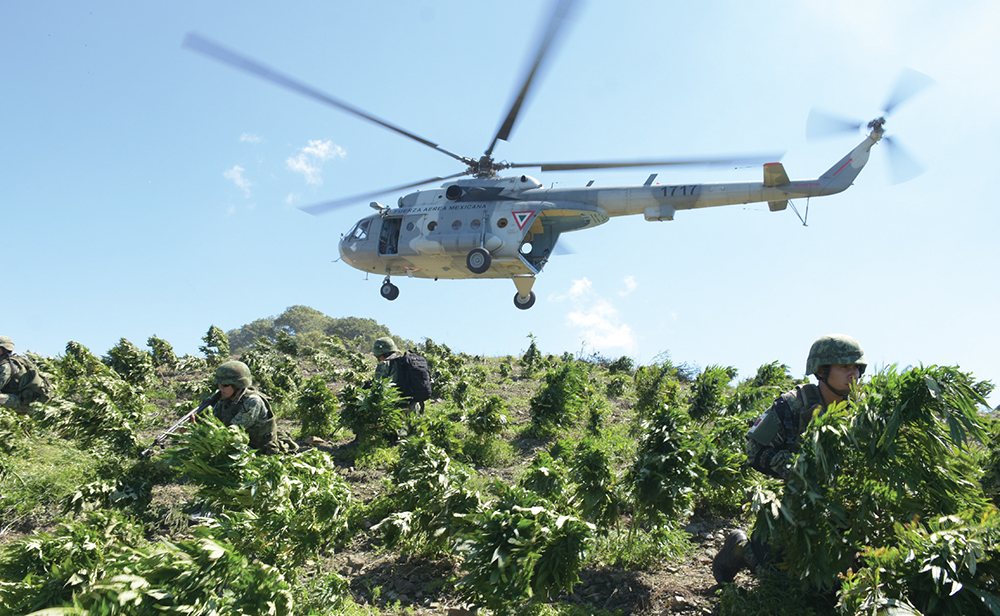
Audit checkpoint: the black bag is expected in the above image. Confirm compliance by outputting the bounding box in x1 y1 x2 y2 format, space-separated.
393 352 432 403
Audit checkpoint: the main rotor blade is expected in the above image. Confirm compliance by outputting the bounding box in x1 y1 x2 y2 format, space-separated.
806 108 863 140
183 33 469 165
299 172 469 216
882 136 925 184
485 0 578 156
882 68 935 116
506 153 782 172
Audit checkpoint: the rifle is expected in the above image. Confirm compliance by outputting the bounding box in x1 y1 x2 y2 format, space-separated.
141 391 221 456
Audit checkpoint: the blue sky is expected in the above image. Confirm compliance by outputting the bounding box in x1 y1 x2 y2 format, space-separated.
4 1 998 404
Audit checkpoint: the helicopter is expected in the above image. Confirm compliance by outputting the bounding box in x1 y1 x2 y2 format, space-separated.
183 1 927 310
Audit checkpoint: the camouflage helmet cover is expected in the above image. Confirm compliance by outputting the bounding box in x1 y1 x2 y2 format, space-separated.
373 337 399 357
214 360 253 389
806 334 867 376
0 336 13 352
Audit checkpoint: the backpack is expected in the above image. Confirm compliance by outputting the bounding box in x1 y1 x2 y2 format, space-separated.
6 355 54 404
391 351 433 403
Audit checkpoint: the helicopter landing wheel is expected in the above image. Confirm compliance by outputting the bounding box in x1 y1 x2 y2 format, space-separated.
466 248 492 274
513 290 536 310
380 281 400 301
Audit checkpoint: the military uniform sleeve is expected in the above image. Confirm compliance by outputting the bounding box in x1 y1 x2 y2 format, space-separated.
374 353 402 388
373 359 391 382
746 405 794 480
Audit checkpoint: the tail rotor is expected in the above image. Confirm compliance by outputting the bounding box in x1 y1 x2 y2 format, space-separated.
806 68 934 184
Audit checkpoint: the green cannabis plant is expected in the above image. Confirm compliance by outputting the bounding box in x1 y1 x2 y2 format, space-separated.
338 377 406 443
753 365 994 598
687 365 737 420
294 374 339 439
374 439 481 554
626 405 701 525
458 482 594 613
199 324 230 368
528 362 593 437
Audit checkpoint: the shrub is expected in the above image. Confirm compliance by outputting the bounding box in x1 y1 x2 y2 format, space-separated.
687 365 737 420
102 338 157 389
519 451 570 506
725 361 797 416
568 438 619 531
632 363 681 419
294 375 339 439
520 335 543 376
147 335 178 369
373 439 481 554
841 510 1000 616
626 405 701 525
338 378 405 444
468 395 509 437
458 482 594 612
0 510 146 613
240 337 301 409
696 413 755 511
528 363 593 437
166 415 353 569
42 372 146 456
752 365 992 594
199 325 230 368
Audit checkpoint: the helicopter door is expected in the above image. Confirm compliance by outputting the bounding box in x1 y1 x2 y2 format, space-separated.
378 217 402 255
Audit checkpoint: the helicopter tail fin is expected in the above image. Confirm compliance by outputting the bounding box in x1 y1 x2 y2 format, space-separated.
763 163 789 211
763 162 790 187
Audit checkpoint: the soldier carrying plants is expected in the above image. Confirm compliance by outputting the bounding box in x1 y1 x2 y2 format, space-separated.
712 334 868 584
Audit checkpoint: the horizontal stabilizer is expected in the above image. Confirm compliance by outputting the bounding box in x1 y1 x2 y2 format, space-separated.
763 162 790 187
768 200 788 212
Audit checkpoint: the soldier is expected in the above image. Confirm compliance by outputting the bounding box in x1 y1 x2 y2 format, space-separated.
211 360 280 454
0 336 50 413
371 336 428 414
712 334 867 584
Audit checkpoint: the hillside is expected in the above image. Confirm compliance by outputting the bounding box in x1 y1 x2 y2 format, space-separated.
1 320 998 616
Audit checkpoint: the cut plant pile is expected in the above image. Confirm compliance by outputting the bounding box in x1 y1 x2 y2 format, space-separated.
1 311 998 616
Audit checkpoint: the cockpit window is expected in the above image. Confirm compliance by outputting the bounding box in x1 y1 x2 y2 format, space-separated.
349 219 371 241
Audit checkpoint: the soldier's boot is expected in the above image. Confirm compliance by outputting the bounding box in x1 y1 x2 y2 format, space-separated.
712 529 750 584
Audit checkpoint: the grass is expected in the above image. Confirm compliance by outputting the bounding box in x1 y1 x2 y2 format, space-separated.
0 437 105 521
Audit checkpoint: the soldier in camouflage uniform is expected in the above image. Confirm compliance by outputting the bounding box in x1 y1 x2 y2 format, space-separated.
211 360 280 454
370 337 424 414
0 336 48 412
712 334 867 584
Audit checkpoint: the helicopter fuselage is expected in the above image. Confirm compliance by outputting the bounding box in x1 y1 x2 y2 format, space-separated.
340 126 879 288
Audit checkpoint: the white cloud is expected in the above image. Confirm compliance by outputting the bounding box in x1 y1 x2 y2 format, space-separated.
240 133 262 143
620 275 637 296
286 139 346 185
555 277 637 353
223 165 252 197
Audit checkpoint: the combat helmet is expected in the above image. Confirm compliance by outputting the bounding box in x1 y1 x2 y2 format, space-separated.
0 336 13 353
806 334 867 376
215 360 253 389
373 337 399 357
